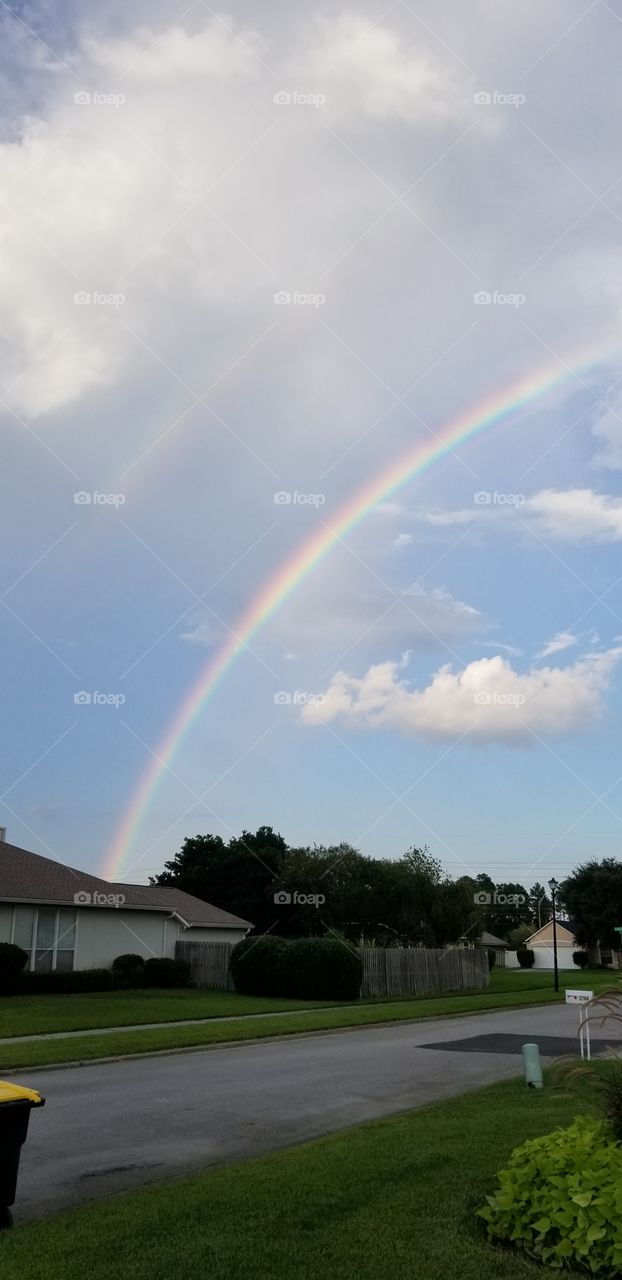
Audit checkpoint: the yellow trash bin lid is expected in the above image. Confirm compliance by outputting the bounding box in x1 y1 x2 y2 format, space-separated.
0 1081 43 1105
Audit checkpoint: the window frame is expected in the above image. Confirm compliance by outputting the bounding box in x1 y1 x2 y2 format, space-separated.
10 905 78 972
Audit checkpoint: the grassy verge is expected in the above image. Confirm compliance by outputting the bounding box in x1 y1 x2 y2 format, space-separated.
0 1075 587 1279
0 986 569 1070
0 989 346 1039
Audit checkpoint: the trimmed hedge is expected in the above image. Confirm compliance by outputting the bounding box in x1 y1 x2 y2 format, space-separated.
143 957 191 988
573 949 589 969
231 935 362 1000
112 953 146 987
516 948 535 968
0 942 28 994
478 1116 622 1275
5 957 192 996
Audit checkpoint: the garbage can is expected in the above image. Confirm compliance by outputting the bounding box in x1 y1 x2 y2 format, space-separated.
0 1081 44 1228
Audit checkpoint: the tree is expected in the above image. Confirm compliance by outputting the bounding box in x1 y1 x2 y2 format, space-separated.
153 826 288 933
528 882 552 928
561 859 622 953
480 882 531 941
507 922 533 950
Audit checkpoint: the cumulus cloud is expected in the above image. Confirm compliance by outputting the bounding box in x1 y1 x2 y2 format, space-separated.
524 489 622 542
300 649 622 744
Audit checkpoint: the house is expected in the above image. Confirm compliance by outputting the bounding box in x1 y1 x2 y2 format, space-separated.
516 919 617 970
0 837 252 972
479 931 509 965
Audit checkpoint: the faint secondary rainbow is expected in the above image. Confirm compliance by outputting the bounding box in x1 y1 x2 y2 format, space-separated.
104 343 615 879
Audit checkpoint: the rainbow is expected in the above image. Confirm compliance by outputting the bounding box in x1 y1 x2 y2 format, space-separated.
103 344 615 879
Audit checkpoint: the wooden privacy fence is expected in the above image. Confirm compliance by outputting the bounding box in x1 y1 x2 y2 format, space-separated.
176 940 235 990
360 946 488 998
176 939 489 997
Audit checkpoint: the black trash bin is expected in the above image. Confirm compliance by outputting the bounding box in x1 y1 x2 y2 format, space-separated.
0 1081 44 1228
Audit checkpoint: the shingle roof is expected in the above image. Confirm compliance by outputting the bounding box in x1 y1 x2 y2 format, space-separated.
0 841 251 929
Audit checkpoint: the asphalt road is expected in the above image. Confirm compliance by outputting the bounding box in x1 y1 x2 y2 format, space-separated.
13 1001 597 1221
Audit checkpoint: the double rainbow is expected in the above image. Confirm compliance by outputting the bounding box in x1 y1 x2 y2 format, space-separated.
103 345 613 879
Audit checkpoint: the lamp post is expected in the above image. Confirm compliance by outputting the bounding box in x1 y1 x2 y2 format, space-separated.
548 877 559 993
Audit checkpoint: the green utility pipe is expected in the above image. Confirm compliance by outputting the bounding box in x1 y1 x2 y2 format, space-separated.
522 1042 544 1089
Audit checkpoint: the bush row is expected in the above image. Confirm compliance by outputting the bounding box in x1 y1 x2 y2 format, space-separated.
0 944 191 995
230 935 362 1000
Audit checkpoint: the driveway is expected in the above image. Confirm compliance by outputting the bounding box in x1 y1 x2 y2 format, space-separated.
13 1000 599 1221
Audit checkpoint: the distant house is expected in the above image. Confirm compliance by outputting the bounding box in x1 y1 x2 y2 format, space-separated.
0 837 251 972
521 919 617 970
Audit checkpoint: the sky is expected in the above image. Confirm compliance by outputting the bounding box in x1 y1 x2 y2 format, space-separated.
2 0 622 892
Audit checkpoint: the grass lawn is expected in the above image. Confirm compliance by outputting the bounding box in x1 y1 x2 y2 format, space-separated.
0 984 587 1070
0 968 617 1071
0 1075 588 1279
0 989 347 1039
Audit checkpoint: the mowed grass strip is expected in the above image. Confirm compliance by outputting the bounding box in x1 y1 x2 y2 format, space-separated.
0 1076 587 1280
0 986 565 1070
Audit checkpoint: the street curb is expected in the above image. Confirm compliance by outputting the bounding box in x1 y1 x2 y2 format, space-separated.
2 998 562 1076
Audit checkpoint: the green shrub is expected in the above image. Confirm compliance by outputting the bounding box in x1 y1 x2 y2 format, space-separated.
478 1115 622 1276
516 948 535 968
573 950 589 968
288 938 362 1000
230 936 291 997
231 935 362 1000
142 957 191 988
487 949 496 972
20 968 115 994
0 942 29 994
112 953 146 987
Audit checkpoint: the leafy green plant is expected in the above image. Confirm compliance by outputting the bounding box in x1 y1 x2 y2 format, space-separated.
554 988 622 1140
230 935 361 1000
478 1115 622 1276
0 942 28 993
142 957 191 988
573 950 589 968
516 948 535 968
112 953 146 987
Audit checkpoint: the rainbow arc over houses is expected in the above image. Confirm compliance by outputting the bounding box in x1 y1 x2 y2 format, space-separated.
103 343 615 879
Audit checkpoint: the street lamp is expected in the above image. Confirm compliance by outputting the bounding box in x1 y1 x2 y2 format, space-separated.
548 877 559 993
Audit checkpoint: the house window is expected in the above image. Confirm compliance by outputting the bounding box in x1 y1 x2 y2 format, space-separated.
12 907 77 972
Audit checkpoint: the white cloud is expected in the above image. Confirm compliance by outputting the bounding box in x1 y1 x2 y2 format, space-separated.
393 532 413 548
524 489 622 542
300 648 622 744
535 632 578 660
